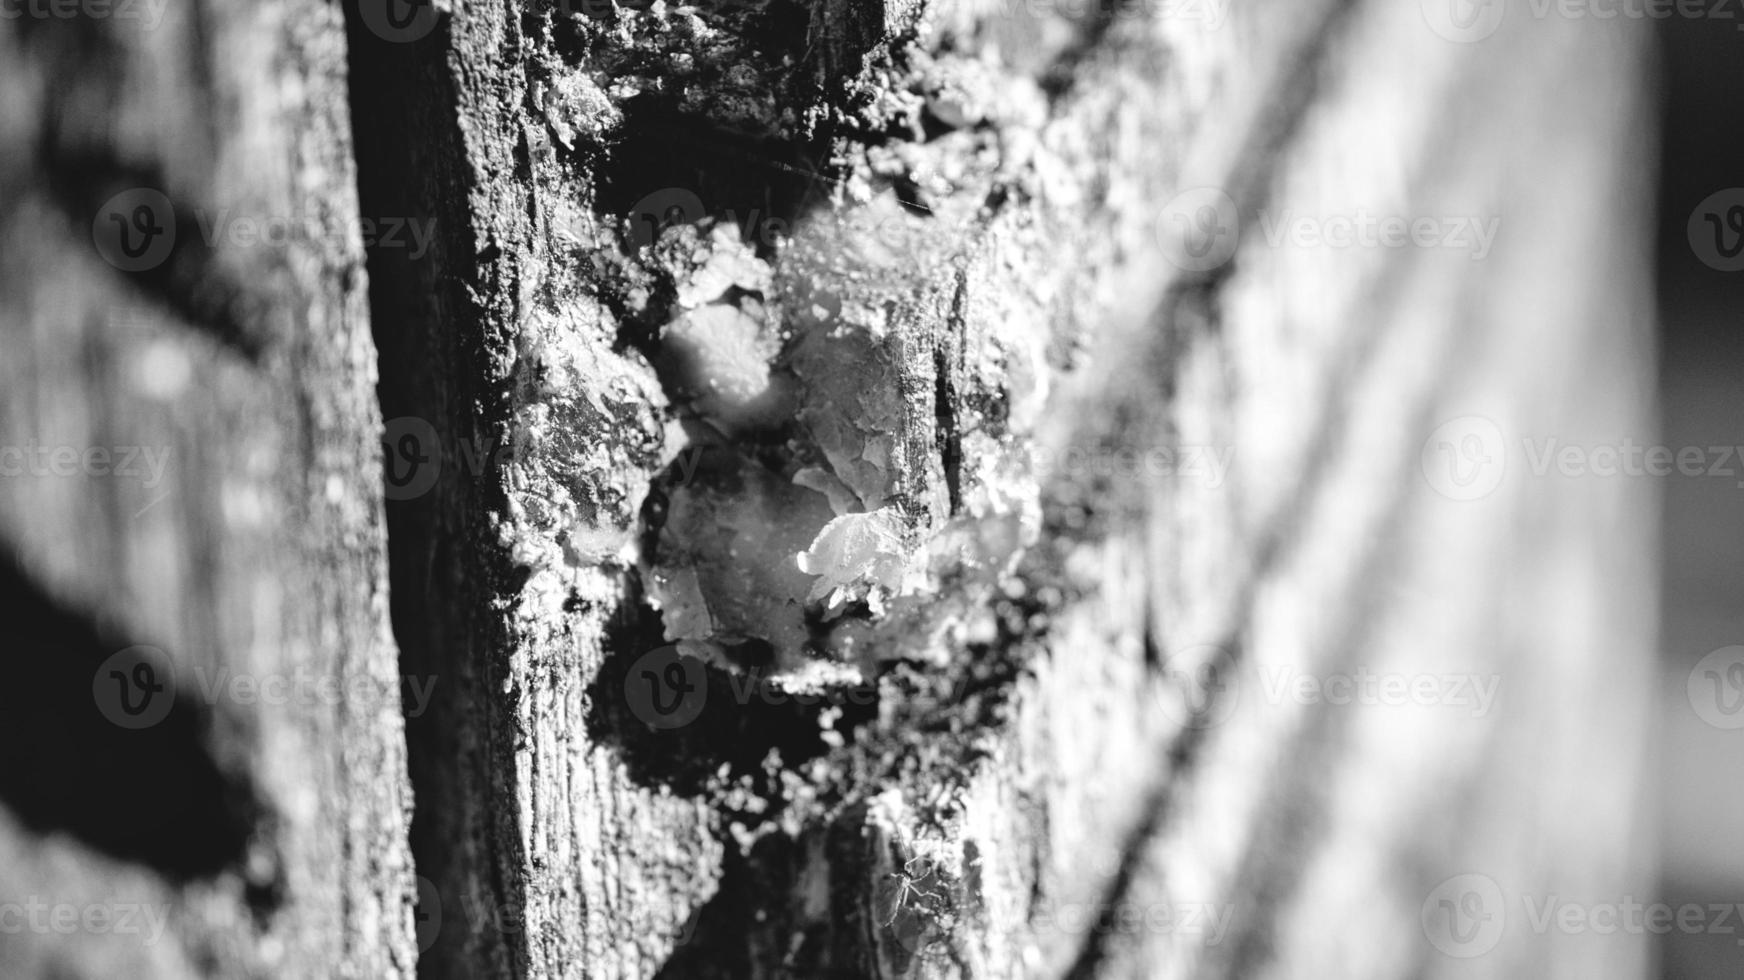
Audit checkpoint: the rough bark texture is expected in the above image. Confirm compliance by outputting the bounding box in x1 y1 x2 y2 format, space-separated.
0 3 415 978
348 0 1658 978
0 0 1654 978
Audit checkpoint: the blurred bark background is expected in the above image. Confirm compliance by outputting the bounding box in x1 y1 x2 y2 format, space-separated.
0 0 1655 978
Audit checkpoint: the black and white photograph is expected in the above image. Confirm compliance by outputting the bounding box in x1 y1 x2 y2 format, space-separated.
0 0 1735 976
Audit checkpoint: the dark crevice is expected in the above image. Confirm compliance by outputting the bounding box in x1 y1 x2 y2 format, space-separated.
600 555 1049 976
1140 599 1162 670
343 3 531 979
892 175 931 216
583 581 881 800
595 97 829 257
934 274 968 517
0 549 263 884
648 841 767 980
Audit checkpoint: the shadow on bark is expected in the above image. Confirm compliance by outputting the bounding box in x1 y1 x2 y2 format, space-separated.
0 549 263 886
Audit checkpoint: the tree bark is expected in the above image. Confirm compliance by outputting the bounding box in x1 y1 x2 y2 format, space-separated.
0 3 414 978
0 0 1655 978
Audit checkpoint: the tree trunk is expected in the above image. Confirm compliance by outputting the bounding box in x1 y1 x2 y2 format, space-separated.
0 0 1655 978
0 2 414 978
